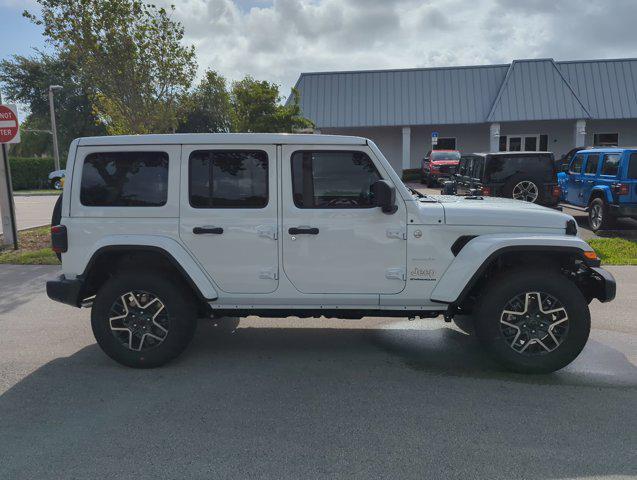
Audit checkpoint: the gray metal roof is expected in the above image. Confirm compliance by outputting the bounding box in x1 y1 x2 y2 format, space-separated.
487 59 590 122
292 58 637 127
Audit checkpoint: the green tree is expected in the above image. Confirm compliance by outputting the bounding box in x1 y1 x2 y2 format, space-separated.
177 70 232 133
24 0 197 134
230 77 313 133
0 52 106 157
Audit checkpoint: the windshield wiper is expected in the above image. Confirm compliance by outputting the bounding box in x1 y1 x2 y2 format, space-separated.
407 186 425 198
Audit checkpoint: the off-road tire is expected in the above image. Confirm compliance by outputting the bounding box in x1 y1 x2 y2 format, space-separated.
91 271 197 368
588 197 616 232
473 268 590 374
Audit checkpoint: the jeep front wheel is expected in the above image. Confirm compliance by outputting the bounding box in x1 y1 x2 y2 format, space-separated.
474 269 590 373
91 272 197 368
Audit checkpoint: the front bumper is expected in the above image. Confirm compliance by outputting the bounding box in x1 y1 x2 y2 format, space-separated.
587 267 617 303
46 275 84 307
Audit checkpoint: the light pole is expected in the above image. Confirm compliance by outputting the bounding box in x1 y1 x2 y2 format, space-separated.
48 85 62 171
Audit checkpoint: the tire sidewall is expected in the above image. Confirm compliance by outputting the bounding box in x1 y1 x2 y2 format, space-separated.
474 269 590 373
91 272 197 368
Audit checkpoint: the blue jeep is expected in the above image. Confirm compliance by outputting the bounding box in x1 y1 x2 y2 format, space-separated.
558 148 637 231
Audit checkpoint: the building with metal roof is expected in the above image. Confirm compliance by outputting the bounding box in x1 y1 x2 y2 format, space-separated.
291 58 637 173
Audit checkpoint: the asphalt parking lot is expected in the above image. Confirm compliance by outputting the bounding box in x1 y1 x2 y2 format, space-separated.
0 195 58 235
0 265 635 479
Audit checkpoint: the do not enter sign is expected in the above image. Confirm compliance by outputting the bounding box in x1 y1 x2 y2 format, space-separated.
0 104 20 144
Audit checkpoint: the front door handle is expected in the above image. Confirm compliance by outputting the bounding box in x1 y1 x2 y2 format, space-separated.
193 226 223 234
288 227 319 235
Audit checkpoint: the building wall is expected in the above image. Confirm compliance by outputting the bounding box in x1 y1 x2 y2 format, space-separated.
586 119 637 147
498 120 574 158
323 119 637 174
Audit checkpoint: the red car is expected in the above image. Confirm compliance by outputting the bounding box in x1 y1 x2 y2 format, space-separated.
421 150 461 186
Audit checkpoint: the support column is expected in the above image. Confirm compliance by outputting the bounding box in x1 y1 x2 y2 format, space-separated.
489 123 500 152
574 119 586 147
402 126 411 172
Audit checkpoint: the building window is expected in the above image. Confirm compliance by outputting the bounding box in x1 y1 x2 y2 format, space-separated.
435 137 456 150
593 133 619 147
499 134 548 152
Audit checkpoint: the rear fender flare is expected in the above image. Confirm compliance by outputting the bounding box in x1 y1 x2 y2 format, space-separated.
587 186 613 205
81 235 218 300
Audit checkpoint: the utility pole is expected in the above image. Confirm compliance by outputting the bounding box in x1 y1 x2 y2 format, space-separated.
0 89 18 249
48 85 62 171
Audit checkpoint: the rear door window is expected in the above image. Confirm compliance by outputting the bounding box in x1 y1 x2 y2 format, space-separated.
80 151 169 207
189 150 268 208
601 154 621 176
584 154 600 175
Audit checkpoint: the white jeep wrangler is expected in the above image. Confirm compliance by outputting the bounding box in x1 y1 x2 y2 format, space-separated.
47 134 616 373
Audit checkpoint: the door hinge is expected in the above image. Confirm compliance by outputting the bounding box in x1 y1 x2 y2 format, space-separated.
259 268 278 280
386 227 407 240
257 225 278 240
385 267 406 281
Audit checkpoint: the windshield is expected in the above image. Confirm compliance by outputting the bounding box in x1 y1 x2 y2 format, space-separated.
431 151 461 161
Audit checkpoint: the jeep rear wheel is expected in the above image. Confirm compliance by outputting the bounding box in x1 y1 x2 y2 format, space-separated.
474 269 590 373
91 272 197 368
588 198 616 232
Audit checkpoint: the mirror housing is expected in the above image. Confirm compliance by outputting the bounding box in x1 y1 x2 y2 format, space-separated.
372 180 398 214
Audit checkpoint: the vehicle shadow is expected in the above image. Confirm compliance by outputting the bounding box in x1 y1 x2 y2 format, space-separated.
1 321 636 479
0 265 57 315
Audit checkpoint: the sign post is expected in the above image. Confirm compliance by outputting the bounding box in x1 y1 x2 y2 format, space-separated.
431 131 439 147
0 100 20 250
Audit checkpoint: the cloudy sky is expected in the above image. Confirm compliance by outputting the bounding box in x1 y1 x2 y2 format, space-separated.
2 0 637 98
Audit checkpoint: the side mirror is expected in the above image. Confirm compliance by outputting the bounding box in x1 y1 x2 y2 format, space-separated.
372 180 398 214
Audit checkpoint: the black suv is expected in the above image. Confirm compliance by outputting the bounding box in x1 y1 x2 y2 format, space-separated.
443 152 561 207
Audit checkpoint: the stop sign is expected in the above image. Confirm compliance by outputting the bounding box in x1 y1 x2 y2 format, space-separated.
0 104 20 144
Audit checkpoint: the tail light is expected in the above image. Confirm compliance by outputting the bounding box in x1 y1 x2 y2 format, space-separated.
612 183 629 196
51 225 68 253
551 185 561 198
481 186 492 196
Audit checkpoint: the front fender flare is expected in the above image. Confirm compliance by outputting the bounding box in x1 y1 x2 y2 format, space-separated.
430 234 595 304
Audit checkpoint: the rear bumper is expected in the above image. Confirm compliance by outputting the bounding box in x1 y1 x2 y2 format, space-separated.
46 275 84 307
588 267 617 303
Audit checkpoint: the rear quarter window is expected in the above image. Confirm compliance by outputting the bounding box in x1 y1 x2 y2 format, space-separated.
627 153 637 179
80 151 169 207
485 154 556 183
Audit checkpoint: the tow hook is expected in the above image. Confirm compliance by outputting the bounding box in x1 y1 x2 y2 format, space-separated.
443 311 454 323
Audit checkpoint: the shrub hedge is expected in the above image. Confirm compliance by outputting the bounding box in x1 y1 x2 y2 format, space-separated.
8 157 65 190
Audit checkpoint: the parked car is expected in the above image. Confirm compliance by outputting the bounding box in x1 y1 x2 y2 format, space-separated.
47 133 615 373
444 151 561 207
558 148 637 231
48 169 66 190
421 149 460 186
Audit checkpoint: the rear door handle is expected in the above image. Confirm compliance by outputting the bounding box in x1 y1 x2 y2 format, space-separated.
288 227 319 235
193 226 223 234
